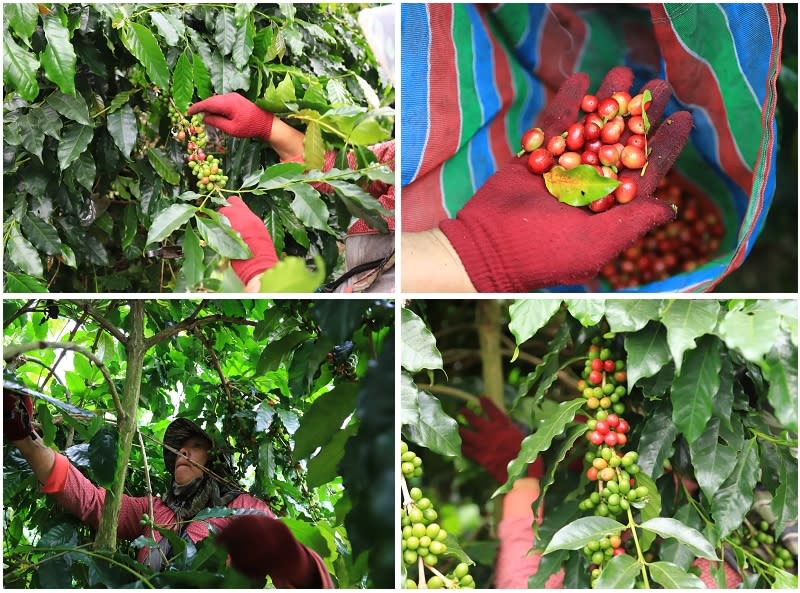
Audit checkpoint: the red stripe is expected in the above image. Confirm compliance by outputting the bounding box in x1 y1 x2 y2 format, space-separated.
650 5 753 193
723 4 784 277
401 166 449 232
481 9 514 166
419 4 460 182
536 5 586 89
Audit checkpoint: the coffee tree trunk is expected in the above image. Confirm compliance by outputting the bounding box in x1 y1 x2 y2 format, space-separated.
94 301 145 552
477 300 504 410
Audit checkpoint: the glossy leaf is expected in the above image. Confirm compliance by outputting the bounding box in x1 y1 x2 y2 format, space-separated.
508 299 562 355
544 516 626 553
89 425 119 487
496 398 586 495
107 89 136 114
181 224 204 289
46 91 92 125
22 216 62 255
594 553 640 589
565 299 606 327
293 384 359 459
146 203 197 245
718 306 781 363
195 213 251 259
689 417 736 501
18 113 44 161
214 9 237 56
57 123 94 170
328 179 390 233
107 105 138 159
150 12 181 46
624 321 670 388
172 52 194 113
70 151 97 191
710 437 759 538
303 120 325 170
636 401 678 478
40 14 77 95
400 308 443 373
762 335 798 433
3 30 40 101
232 17 255 69
307 423 358 488
544 165 620 206
671 335 720 444
6 3 39 42
659 299 720 374
7 225 44 277
193 52 212 99
257 331 310 374
121 22 170 89
289 183 332 234
638 518 718 560
648 561 705 589
401 378 461 457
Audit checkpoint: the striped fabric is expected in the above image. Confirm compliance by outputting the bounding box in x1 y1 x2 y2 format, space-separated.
401 3 784 292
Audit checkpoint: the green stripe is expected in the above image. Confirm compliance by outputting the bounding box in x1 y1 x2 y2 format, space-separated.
454 5 481 147
666 4 761 167
442 145 475 216
493 4 530 46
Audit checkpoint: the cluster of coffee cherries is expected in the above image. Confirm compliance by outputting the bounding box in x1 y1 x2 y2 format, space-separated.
599 169 725 288
582 532 626 581
731 520 796 572
520 91 653 212
401 441 475 589
168 104 229 193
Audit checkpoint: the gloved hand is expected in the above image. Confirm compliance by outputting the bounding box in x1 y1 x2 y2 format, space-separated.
218 196 279 286
439 66 693 292
188 93 274 142
216 515 321 587
4 389 34 441
459 396 543 484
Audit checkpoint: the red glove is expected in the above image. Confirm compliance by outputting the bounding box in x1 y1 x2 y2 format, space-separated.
4 389 34 441
218 196 278 285
215 515 321 587
439 66 693 292
188 93 274 142
459 396 544 484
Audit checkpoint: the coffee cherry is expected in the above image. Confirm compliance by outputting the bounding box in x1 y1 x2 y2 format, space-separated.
566 123 585 151
521 127 545 152
611 91 631 116
527 148 554 174
589 194 616 213
546 135 566 157
598 145 620 167
558 151 582 170
627 116 645 135
620 146 646 169
627 93 651 116
615 180 637 204
597 98 620 119
581 94 599 113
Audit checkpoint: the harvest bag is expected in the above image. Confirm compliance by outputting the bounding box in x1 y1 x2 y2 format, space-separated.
401 3 785 292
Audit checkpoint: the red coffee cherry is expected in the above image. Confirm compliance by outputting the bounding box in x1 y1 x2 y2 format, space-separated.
627 116 645 135
546 135 566 157
598 145 620 167
589 194 616 213
611 91 631 116
626 134 646 149
521 127 545 152
614 180 637 204
628 93 651 116
566 123 585 151
527 148 554 174
581 151 600 166
597 97 620 119
584 122 602 141
558 151 582 170
581 94 599 113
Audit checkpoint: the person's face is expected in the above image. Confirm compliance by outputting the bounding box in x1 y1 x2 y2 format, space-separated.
174 435 210 485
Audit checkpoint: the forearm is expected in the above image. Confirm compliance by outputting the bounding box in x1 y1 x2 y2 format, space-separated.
401 229 476 292
269 118 305 160
13 433 56 484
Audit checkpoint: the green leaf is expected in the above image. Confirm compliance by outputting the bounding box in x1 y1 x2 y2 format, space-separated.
289 183 333 234
354 73 380 110
303 120 325 170
636 401 678 478
4 271 47 292
193 52 212 99
214 9 237 56
512 322 572 410
46 91 91 125
634 472 662 551
594 553 640 589
326 78 350 105
3 30 39 101
106 105 138 159
689 417 737 501
671 335 720 444
606 300 664 332
508 300 562 359
121 22 170 89
565 299 606 327
718 307 782 363
282 518 332 559
232 17 255 69
544 165 620 206
89 426 118 487
6 3 39 42
772 569 799 589
122 204 138 250
172 51 194 113
70 151 96 191
544 516 626 553
7 225 43 277
659 300 720 374
149 12 181 46
195 212 251 259
496 398 586 495
258 255 325 292
57 123 94 170
107 89 137 114
641 89 653 134
348 115 392 145
256 331 310 374
146 203 197 245
400 308 443 373
40 14 77 96
181 224 204 289
18 113 44 161
624 321 670 389
648 561 705 589
400 381 461 457
193 507 237 521
293 384 359 459
710 437 759 538
306 423 358 488
638 518 718 560
146 147 180 185
762 336 798 433
22 216 62 255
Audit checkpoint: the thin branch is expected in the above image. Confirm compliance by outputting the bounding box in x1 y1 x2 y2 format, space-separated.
145 315 257 349
39 310 89 391
136 430 167 568
71 301 128 344
4 341 124 423
192 327 232 403
416 383 479 404
13 357 69 392
3 299 37 329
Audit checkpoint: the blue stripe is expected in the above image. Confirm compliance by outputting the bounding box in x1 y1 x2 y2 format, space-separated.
466 5 500 189
400 3 431 187
719 3 771 106
746 117 779 254
515 4 547 71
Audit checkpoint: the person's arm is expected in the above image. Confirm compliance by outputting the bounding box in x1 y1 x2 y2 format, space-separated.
401 229 475 292
264 117 305 160
13 434 56 484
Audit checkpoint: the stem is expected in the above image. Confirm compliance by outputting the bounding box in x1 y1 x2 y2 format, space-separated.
417 555 427 588
427 564 455 588
477 301 504 409
626 506 651 588
400 475 412 506
415 383 479 404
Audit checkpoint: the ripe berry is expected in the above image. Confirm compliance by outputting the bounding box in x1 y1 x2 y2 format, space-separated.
614 179 638 204
566 123 585 151
587 467 599 481
581 94 598 112
600 121 623 144
521 127 545 152
595 421 609 435
617 419 630 434
558 151 582 170
604 433 618 447
589 194 616 213
615 433 628 446
628 93 651 116
597 97 619 119
546 135 566 156
589 431 604 446
584 122 602 141
581 151 600 166
598 145 620 167
626 134 646 149
588 370 603 385
599 467 616 482
611 91 631 116
627 116 645 135
620 145 646 169
591 358 604 371
527 148 554 174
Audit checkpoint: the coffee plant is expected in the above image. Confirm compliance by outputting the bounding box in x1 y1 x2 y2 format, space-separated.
3 3 394 292
402 299 797 589
3 298 394 587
